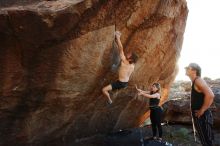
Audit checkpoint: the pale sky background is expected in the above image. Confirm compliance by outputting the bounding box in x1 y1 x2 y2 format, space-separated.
175 0 220 81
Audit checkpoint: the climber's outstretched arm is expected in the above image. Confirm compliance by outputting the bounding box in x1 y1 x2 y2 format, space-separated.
115 31 126 62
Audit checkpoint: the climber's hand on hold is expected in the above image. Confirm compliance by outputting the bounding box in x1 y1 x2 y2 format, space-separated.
115 31 121 38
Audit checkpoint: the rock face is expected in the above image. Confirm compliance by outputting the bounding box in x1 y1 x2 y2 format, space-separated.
0 0 188 145
163 79 220 128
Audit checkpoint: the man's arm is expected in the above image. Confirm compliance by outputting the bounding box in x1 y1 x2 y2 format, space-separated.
195 78 214 117
115 31 127 63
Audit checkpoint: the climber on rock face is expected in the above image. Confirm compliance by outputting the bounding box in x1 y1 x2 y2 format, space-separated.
102 31 138 104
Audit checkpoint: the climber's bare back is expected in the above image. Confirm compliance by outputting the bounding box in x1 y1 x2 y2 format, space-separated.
118 61 134 82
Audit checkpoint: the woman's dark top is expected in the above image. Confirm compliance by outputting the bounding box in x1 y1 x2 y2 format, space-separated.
149 92 160 109
191 77 204 110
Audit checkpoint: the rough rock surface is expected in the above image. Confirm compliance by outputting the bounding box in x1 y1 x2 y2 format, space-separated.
163 78 220 128
0 0 188 145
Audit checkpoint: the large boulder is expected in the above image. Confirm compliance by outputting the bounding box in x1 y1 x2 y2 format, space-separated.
0 0 188 145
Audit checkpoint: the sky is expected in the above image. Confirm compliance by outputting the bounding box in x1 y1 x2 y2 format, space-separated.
175 0 220 81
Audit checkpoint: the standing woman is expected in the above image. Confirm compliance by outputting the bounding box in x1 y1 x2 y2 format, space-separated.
136 83 163 141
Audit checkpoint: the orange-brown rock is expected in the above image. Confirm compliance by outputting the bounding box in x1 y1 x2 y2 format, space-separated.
0 0 188 145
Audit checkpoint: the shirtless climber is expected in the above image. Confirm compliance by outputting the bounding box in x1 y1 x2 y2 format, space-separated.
102 31 138 104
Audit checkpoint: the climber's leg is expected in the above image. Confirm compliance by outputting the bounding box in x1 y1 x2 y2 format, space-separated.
102 81 128 104
102 84 113 104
